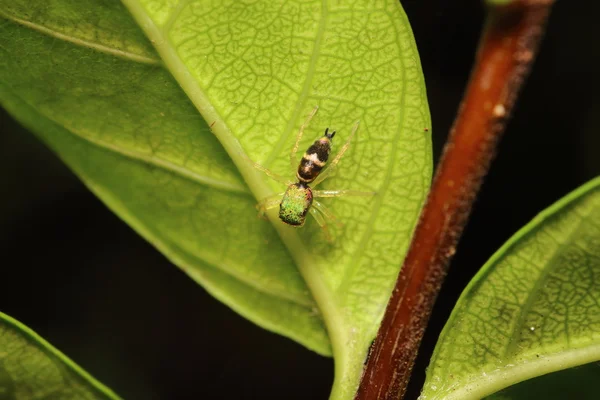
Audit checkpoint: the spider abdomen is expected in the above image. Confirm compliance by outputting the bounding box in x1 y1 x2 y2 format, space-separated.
297 131 334 183
279 183 313 226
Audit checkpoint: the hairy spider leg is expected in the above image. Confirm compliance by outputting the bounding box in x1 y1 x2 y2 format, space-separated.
256 193 286 219
312 200 343 229
308 207 332 242
290 105 319 172
313 189 376 198
312 120 360 187
241 152 294 186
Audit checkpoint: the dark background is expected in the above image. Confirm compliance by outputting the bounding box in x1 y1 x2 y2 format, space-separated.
1 1 598 399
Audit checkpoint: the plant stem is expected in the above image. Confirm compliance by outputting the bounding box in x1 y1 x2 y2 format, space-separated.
354 1 555 399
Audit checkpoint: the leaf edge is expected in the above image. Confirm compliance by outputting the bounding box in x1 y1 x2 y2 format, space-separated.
0 311 122 399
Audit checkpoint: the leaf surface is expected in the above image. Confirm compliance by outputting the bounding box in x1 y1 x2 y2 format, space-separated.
0 312 119 399
488 363 600 400
421 177 600 400
0 0 431 397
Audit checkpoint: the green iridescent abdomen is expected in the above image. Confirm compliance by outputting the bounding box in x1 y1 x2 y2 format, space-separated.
279 183 313 226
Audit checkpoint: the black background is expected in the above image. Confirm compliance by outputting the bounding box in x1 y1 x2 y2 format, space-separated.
1 1 598 399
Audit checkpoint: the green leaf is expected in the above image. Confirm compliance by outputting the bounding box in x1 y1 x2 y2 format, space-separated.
485 0 515 6
421 177 600 400
1 0 431 397
488 363 600 400
0 312 120 399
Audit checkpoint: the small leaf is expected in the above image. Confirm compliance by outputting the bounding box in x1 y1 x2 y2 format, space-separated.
0 312 119 399
421 177 600 400
1 0 432 397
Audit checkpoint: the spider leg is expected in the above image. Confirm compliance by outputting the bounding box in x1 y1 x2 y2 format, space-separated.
312 120 359 187
240 152 293 185
256 193 284 219
308 207 333 243
313 189 376 198
312 200 343 229
290 105 319 172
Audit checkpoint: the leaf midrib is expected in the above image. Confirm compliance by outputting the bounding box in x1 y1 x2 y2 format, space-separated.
77 129 247 193
2 83 314 308
0 11 161 65
1 10 247 194
13 94 248 193
120 0 354 384
2 0 341 353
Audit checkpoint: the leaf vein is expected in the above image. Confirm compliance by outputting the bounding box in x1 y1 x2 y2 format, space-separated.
504 213 588 357
11 93 249 194
336 12 411 302
0 12 161 65
263 0 329 167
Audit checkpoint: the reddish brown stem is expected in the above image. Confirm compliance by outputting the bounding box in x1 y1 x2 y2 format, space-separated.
355 1 554 399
